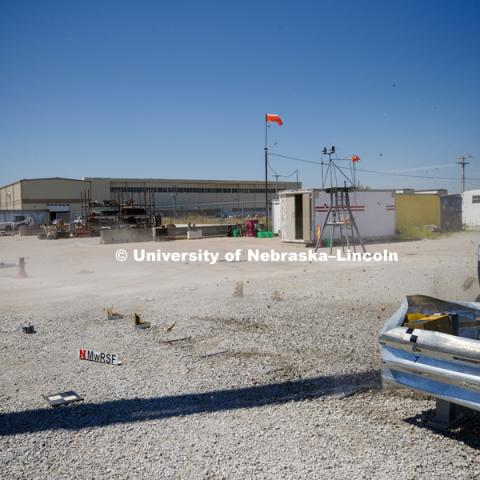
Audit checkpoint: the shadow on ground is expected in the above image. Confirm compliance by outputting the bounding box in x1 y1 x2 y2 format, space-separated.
404 408 480 449
0 369 380 436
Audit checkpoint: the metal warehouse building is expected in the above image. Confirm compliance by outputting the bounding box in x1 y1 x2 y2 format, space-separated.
0 177 88 222
87 177 300 217
0 177 300 221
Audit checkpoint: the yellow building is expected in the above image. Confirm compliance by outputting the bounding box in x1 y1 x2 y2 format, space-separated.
395 193 441 232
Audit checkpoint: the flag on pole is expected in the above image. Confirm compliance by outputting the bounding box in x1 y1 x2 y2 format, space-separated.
265 113 283 126
352 155 360 162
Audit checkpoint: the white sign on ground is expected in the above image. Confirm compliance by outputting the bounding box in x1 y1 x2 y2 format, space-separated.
79 348 122 365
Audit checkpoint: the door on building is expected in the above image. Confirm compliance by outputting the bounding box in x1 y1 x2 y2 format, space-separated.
48 205 70 223
293 193 312 241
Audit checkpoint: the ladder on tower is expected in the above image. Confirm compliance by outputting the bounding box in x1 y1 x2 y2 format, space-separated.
314 186 366 254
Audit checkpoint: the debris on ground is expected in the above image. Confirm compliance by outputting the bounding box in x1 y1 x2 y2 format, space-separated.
22 324 36 334
271 290 282 301
43 391 83 407
2 232 480 478
162 336 191 345
462 276 476 291
201 350 228 358
165 320 177 332
106 307 123 320
232 281 243 297
133 313 150 329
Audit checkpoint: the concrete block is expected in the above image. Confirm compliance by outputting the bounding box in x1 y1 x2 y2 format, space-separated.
187 229 202 240
101 228 153 244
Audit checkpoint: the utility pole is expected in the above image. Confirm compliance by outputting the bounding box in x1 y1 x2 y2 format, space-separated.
273 173 279 193
264 113 283 230
457 155 471 193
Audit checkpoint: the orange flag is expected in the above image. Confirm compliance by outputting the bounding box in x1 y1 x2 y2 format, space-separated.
266 113 283 126
352 155 360 162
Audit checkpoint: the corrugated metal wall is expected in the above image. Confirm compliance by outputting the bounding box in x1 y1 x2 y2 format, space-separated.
440 194 462 231
395 194 441 231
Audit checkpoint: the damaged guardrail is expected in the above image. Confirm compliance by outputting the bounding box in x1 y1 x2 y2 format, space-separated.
380 295 480 415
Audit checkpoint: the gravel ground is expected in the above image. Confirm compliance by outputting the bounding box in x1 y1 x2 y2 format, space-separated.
1 232 480 479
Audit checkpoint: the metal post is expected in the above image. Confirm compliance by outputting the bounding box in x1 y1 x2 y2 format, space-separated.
264 117 269 230
457 155 470 193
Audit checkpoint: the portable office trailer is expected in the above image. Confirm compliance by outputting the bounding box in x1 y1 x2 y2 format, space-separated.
462 190 480 228
278 189 396 243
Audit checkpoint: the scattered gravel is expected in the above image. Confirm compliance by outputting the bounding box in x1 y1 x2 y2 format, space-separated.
1 232 480 479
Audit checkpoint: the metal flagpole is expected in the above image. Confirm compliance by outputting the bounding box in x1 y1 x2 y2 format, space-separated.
264 115 269 230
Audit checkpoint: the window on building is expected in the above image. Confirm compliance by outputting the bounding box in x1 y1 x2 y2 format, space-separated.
472 195 480 204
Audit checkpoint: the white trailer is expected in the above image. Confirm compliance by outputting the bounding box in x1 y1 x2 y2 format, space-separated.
462 190 480 228
278 188 396 243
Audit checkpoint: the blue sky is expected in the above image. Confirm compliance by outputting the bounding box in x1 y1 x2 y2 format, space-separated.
1 0 479 192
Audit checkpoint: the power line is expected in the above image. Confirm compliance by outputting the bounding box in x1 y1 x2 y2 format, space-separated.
277 169 298 178
354 167 471 181
268 151 480 182
386 163 458 173
269 152 323 166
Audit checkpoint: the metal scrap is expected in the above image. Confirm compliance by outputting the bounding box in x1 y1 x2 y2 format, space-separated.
165 320 177 332
133 313 150 329
22 324 36 334
232 281 243 297
106 307 123 320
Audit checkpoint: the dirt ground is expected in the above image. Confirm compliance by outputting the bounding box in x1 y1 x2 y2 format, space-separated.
1 232 480 479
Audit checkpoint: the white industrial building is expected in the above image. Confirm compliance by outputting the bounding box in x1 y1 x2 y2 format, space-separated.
276 188 396 243
462 190 480 228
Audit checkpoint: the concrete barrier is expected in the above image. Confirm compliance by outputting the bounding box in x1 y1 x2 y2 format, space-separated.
18 225 41 236
187 229 202 239
102 224 235 244
101 228 153 244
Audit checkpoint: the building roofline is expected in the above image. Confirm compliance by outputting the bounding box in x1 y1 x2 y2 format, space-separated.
84 177 299 185
0 177 88 190
21 177 88 183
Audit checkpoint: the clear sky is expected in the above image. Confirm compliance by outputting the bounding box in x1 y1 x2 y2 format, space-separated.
1 0 479 192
